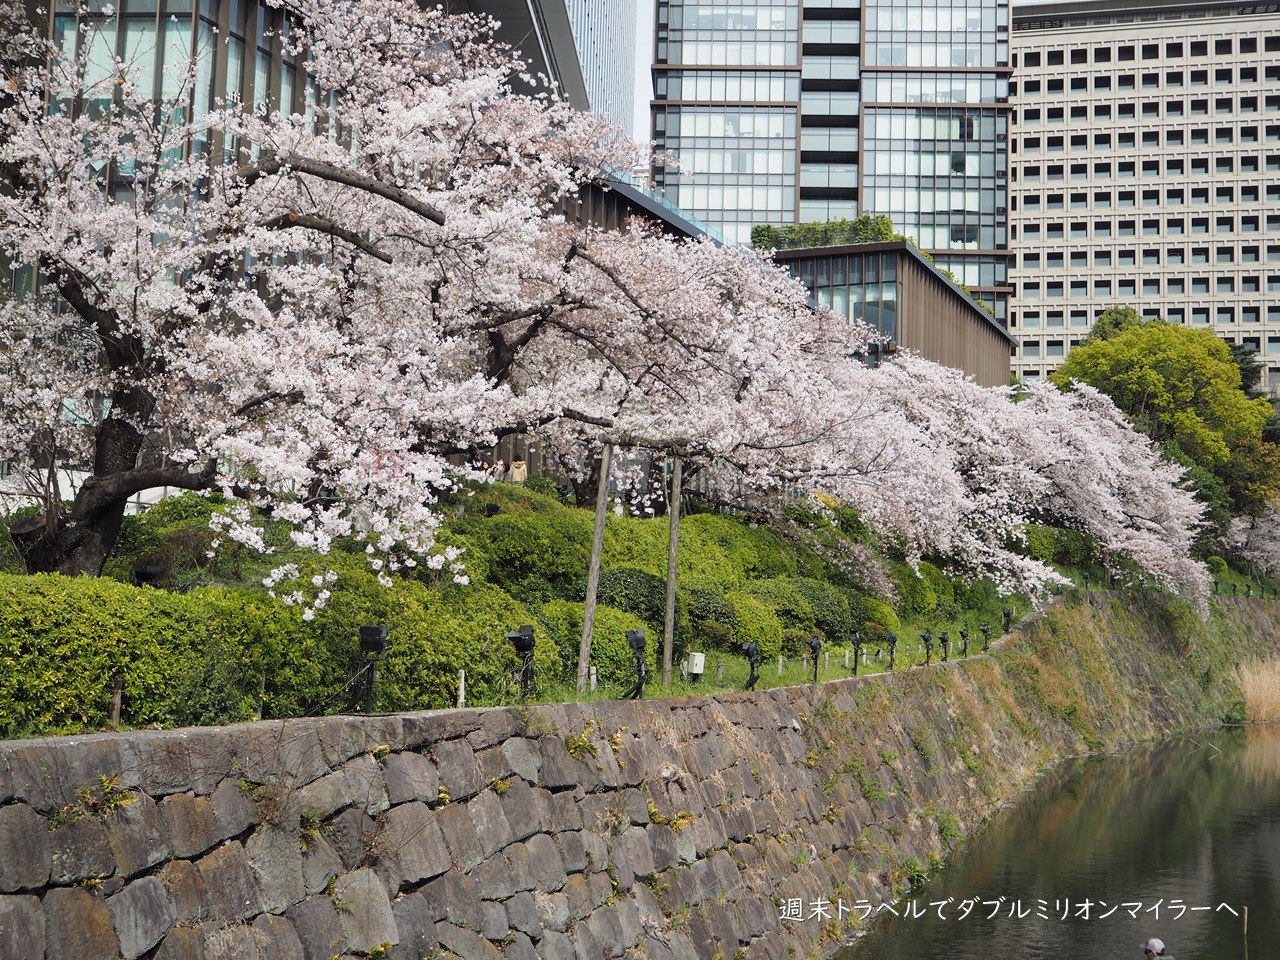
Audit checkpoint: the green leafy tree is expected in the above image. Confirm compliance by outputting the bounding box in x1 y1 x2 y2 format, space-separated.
751 215 908 251
1054 319 1280 529
1079 305 1143 345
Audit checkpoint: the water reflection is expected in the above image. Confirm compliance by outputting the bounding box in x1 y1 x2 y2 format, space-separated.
841 726 1280 960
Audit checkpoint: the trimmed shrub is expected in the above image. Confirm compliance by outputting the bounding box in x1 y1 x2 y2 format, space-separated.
856 596 901 641
745 579 817 641
891 563 937 619
534 600 649 686
1023 524 1057 563
695 620 734 650
1207 555 1229 577
459 510 593 601
725 592 784 660
793 578 852 640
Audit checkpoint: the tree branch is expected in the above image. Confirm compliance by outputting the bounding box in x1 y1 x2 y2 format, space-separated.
260 213 394 264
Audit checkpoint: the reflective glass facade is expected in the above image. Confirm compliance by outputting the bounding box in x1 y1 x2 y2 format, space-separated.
790 250 899 339
652 0 1011 318
861 0 1011 321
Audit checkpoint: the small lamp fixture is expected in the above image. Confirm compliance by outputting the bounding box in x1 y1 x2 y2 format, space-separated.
622 629 647 700
886 631 898 671
920 630 934 665
850 630 862 676
807 635 821 683
743 641 761 691
507 625 536 700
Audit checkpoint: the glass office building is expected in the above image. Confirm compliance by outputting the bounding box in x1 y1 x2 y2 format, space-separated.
651 0 1012 320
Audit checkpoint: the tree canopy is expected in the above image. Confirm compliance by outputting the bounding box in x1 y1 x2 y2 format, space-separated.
1054 319 1280 523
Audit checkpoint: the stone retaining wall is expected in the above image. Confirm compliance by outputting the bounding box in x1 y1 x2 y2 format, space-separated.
0 594 1272 960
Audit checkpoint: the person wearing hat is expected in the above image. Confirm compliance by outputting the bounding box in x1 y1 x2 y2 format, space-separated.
1141 938 1172 958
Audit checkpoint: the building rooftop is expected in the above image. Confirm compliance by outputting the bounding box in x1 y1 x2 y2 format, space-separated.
1014 0 1280 28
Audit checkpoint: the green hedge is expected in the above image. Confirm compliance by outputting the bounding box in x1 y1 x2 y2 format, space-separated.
725 591 784 660
534 600 649 686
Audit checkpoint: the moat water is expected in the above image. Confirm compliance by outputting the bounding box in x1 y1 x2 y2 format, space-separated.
839 725 1280 960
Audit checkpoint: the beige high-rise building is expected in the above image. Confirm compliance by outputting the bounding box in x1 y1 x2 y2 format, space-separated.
1010 0 1280 386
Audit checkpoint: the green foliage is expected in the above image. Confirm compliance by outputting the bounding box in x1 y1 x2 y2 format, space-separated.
856 596 901 641
891 564 937 619
1055 319 1280 522
521 475 561 498
792 577 852 640
534 600 648 686
591 567 689 643
1023 525 1057 564
1207 555 1229 577
751 215 907 251
724 592 784 660
744 578 816 645
1080 305 1143 345
456 509 593 601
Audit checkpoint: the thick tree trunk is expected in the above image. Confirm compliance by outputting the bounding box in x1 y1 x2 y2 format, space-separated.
577 444 612 694
662 454 682 687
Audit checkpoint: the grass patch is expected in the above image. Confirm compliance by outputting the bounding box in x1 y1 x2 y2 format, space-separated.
1234 658 1280 721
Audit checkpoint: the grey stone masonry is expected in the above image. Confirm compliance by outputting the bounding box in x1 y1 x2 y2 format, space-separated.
0 598 1253 960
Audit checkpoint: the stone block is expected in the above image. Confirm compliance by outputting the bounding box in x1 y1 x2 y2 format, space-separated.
195 841 263 922
504 931 538 960
480 899 509 942
436 921 502 960
177 730 240 795
246 823 306 913
475 745 513 786
468 855 517 901
524 833 567 892
107 793 173 879
470 789 515 860
301 835 343 896
535 737 592 791
646 824 678 874
534 891 569 933
326 806 379 872
48 816 113 885
297 754 386 819
284 895 346 960
420 871 482 931
0 895 43 960
152 926 205 960
621 827 655 878
163 793 221 859
389 892 438 960
201 918 259 960
501 738 542 785
562 874 592 924
208 777 258 840
535 930 576 960
382 751 439 805
464 710 518 752
605 837 633 893
0 804 50 892
580 832 608 874
0 750 12 805
585 903 624 958
544 790 582 833
43 886 117 960
156 859 206 923
252 914 304 960
569 918 601 960
438 800 484 871
503 890 541 940
434 739 482 801
587 871 613 910
554 831 588 874
334 869 397 953
501 841 532 893
377 801 451 891
4 739 129 813
107 876 175 959
499 779 543 843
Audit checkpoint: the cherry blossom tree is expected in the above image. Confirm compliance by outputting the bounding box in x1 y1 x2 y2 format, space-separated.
0 0 1209 621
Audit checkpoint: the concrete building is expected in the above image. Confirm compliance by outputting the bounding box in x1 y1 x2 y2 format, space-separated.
650 0 1014 321
1009 0 1280 387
